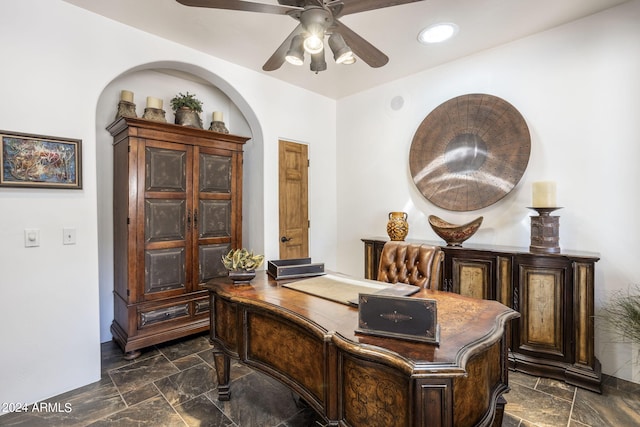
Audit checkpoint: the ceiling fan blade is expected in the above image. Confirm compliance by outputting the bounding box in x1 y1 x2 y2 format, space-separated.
333 20 388 68
176 0 301 15
263 24 305 71
334 0 425 17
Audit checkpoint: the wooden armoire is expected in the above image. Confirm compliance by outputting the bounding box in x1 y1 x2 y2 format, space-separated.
107 117 249 359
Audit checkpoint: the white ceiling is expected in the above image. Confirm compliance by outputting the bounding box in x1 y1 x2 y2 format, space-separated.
64 0 628 99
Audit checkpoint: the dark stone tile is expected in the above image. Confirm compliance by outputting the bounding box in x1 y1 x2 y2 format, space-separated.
87 395 186 427
503 382 571 426
100 340 133 374
602 374 640 396
174 394 235 427
121 382 160 406
0 377 125 427
197 347 216 367
229 361 255 381
571 384 640 427
155 363 217 406
501 412 522 427
109 354 179 394
157 333 213 361
208 371 302 426
173 354 207 371
536 377 576 402
509 370 540 389
278 398 325 427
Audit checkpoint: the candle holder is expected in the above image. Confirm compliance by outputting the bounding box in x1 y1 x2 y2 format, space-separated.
115 100 137 120
209 120 229 134
142 107 167 123
528 207 562 254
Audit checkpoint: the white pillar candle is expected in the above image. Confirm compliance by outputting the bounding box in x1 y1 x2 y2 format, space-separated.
532 181 556 207
146 96 163 109
213 111 223 122
120 90 134 103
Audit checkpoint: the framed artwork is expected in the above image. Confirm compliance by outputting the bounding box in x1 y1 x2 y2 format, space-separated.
1 131 82 189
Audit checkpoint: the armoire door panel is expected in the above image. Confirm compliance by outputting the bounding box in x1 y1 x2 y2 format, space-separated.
199 153 231 193
199 243 232 283
198 199 231 238
145 247 186 295
145 147 187 192
144 199 186 243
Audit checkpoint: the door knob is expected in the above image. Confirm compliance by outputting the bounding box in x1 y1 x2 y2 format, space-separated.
281 236 292 243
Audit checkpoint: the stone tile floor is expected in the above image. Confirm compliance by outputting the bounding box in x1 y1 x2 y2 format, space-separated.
1 333 639 426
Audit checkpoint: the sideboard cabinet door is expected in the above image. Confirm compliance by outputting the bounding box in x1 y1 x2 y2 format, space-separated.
512 255 572 364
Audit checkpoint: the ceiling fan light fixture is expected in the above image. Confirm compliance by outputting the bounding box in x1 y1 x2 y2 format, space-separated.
303 34 324 54
341 55 356 65
285 34 305 66
418 22 459 44
310 51 327 73
328 33 353 64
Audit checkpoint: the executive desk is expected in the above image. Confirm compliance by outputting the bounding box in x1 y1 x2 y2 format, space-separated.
203 272 519 427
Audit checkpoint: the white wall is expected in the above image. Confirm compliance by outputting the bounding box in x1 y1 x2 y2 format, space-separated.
337 1 640 384
0 0 337 407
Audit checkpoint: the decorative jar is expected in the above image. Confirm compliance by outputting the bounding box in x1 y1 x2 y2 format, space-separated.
386 211 409 241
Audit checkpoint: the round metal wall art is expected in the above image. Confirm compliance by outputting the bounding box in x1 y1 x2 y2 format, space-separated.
409 93 531 211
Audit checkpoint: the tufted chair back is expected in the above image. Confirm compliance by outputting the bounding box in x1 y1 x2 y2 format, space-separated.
377 241 443 289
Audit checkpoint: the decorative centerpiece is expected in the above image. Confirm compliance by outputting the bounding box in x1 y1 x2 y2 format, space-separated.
115 89 137 119
209 111 229 134
386 211 409 241
222 248 264 285
428 215 483 246
170 92 203 128
529 181 561 253
142 96 167 122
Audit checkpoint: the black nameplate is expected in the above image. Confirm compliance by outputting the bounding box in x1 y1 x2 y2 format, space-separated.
356 294 439 344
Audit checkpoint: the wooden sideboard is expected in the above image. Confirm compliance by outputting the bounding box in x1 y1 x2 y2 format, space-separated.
204 272 518 427
362 237 602 393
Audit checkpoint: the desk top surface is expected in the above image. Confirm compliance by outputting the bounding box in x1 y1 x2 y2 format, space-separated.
203 271 518 372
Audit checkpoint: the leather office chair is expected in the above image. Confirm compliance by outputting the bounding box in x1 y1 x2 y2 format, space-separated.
377 241 443 289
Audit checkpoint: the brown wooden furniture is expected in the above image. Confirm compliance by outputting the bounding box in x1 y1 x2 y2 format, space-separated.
203 272 518 427
107 117 249 359
363 237 602 393
377 241 443 288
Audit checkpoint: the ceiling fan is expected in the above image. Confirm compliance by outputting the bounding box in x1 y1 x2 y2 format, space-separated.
176 0 424 73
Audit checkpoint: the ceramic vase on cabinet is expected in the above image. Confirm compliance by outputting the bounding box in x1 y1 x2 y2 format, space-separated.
386 212 409 241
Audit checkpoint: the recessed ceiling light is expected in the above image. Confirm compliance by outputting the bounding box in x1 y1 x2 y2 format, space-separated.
418 23 459 44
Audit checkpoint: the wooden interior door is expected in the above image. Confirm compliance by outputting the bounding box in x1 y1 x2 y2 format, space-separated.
278 140 309 259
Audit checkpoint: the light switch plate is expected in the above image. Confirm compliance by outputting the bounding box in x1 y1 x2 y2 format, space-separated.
25 229 40 247
63 228 76 245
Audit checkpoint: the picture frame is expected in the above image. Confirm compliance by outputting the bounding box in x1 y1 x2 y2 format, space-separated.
1 131 82 189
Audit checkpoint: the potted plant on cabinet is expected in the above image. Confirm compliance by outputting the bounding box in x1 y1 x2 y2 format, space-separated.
222 248 265 285
170 91 203 128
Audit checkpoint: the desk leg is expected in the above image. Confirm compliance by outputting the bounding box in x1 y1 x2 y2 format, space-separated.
492 395 506 427
213 347 231 401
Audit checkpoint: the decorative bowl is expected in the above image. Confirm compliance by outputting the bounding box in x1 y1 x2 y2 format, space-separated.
428 215 483 246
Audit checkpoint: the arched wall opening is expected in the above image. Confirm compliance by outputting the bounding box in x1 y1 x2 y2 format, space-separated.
95 61 264 342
